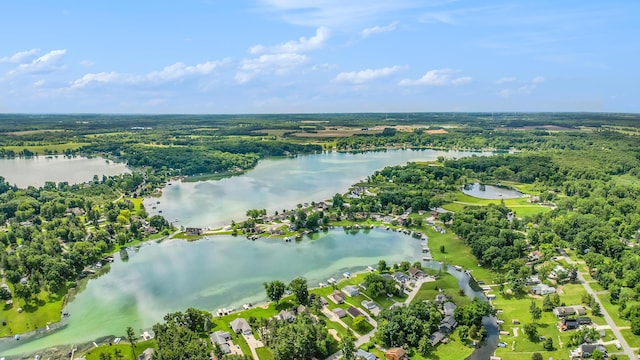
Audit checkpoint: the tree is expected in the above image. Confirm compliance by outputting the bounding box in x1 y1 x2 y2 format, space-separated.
531 353 543 360
418 335 433 356
543 337 554 351
126 326 137 358
114 348 123 359
542 295 553 312
352 316 369 333
288 277 309 305
592 302 602 316
591 349 605 360
523 323 538 342
264 280 286 304
529 300 542 322
440 245 446 253
378 259 388 272
213 342 225 359
340 331 356 360
99 353 112 360
14 283 32 303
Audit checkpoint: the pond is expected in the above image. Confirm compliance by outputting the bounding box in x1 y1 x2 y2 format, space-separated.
462 182 523 200
1 229 422 356
146 149 492 228
0 156 130 188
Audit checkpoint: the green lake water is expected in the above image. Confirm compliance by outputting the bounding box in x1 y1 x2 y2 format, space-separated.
2 230 420 356
0 149 492 357
0 156 130 188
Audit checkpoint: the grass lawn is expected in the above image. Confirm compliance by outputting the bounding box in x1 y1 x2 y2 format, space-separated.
444 193 550 218
621 329 640 348
412 273 472 306
492 291 576 360
320 313 349 339
556 283 587 305
255 346 275 360
423 227 494 284
83 339 156 360
412 336 474 360
596 293 629 327
0 288 66 336
1 142 89 155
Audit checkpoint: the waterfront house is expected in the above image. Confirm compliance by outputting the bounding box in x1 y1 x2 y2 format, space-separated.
329 290 346 304
230 318 252 335
393 272 410 284
408 267 426 279
276 310 295 322
347 306 364 318
342 285 360 297
185 227 203 236
439 315 457 334
210 331 232 354
385 347 408 360
333 308 347 318
435 294 448 305
138 348 155 360
443 302 457 316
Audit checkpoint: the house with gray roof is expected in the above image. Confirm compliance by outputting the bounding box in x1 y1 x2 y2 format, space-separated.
210 331 231 354
230 318 252 335
356 349 377 360
342 285 360 297
443 302 457 316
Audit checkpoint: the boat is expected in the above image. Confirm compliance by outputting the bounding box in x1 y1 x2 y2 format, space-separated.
454 265 463 271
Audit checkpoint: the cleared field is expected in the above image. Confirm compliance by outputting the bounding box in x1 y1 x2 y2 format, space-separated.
2 142 89 154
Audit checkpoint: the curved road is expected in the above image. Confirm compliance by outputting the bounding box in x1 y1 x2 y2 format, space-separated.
562 251 636 359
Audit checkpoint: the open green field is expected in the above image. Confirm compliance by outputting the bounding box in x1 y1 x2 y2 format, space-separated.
1 142 89 154
412 273 472 306
0 288 66 337
255 346 275 360
83 339 157 360
422 227 495 284
442 193 551 218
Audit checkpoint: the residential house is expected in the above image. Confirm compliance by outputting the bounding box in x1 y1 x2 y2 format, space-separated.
408 267 426 279
230 318 252 335
347 306 364 318
138 348 155 360
570 344 607 359
525 275 541 285
443 302 457 316
329 290 346 304
435 294 448 306
530 284 556 295
429 331 446 346
439 315 458 334
276 310 295 322
362 300 378 311
553 306 586 318
527 250 543 262
393 272 410 284
356 349 378 360
210 331 231 354
577 317 592 326
185 227 203 236
558 318 579 331
342 285 360 297
385 347 408 360
332 308 347 318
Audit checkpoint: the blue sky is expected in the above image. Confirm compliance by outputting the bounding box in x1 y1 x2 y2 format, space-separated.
0 0 638 114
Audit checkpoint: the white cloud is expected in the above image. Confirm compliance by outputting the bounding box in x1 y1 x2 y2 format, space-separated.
496 76 516 84
532 76 545 83
236 53 309 83
8 49 67 75
0 48 40 64
80 60 95 67
334 65 403 84
147 61 224 81
399 69 472 86
70 72 127 89
419 12 456 24
499 76 545 97
69 59 228 89
250 27 330 54
360 21 399 38
33 80 45 87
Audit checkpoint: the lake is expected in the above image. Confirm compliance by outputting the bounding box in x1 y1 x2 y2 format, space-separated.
462 182 524 199
146 149 491 228
1 229 422 356
0 156 130 188
1 149 493 356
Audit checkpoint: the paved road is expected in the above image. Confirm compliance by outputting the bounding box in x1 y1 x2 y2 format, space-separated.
562 253 636 359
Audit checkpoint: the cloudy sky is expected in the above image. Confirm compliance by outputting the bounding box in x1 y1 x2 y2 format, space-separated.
0 0 637 113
